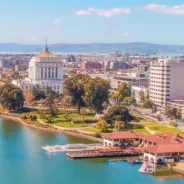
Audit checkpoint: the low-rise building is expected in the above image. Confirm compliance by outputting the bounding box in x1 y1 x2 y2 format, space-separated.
82 61 104 72
109 61 131 70
111 73 149 89
103 131 184 164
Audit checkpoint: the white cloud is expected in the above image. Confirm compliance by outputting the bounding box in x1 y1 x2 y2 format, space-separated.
76 8 95 16
143 4 184 15
76 8 131 18
54 19 62 24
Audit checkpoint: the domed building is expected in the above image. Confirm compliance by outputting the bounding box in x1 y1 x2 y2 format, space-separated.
12 44 64 94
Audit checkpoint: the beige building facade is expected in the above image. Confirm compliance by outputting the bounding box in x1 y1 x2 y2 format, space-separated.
149 58 184 112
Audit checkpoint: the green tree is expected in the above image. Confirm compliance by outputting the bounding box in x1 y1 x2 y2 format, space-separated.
104 105 131 124
45 94 59 121
109 92 119 103
83 77 110 113
143 99 153 109
0 83 24 111
64 74 90 113
114 121 124 131
123 97 136 105
102 101 108 110
96 119 108 132
32 85 46 100
24 89 35 104
118 82 131 101
166 106 181 119
139 90 145 102
45 86 59 99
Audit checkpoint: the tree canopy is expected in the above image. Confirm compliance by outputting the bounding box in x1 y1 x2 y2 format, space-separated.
143 99 153 109
64 74 110 113
118 82 131 101
83 77 110 113
0 83 24 111
104 105 131 124
96 119 108 132
64 74 90 113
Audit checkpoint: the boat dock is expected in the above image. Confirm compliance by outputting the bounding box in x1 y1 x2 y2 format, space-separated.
66 147 143 159
139 162 156 174
42 144 103 153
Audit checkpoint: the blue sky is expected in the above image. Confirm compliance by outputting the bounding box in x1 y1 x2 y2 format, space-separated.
0 0 184 45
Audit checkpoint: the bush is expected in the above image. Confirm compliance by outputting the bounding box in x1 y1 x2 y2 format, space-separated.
157 115 162 121
21 114 28 119
44 115 53 124
32 101 38 106
29 113 37 121
170 121 178 127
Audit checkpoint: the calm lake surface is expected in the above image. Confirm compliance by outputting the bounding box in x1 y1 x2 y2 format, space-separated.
0 118 183 184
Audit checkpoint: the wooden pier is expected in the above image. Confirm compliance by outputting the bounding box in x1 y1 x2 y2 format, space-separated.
66 147 143 159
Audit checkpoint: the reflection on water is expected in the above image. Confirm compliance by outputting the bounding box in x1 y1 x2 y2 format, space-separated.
153 165 184 180
1 119 22 137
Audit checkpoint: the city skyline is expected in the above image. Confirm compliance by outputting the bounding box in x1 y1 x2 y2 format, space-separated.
0 0 184 44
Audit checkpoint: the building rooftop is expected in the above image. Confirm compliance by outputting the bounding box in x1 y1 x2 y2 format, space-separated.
103 131 139 140
35 44 58 58
144 144 184 154
36 52 58 58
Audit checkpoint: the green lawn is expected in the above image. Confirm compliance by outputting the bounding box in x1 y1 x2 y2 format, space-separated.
148 124 184 137
39 110 96 128
53 122 88 128
84 127 113 134
133 128 151 135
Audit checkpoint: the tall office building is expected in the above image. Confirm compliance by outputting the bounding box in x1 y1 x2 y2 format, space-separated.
149 58 184 112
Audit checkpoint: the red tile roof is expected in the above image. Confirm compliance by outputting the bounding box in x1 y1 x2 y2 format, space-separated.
144 144 184 154
140 133 184 145
103 131 139 140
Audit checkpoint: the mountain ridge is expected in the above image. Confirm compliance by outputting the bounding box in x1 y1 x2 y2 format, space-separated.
0 42 183 53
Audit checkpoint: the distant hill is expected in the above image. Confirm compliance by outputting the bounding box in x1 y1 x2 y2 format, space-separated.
0 42 183 53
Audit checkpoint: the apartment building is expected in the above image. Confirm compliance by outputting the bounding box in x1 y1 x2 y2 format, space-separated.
149 58 184 112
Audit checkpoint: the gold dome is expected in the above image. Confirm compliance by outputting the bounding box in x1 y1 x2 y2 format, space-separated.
35 44 58 58
36 52 58 58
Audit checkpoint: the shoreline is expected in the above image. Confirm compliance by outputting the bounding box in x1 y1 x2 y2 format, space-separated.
0 114 103 143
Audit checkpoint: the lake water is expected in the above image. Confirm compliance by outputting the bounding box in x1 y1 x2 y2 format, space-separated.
0 118 183 184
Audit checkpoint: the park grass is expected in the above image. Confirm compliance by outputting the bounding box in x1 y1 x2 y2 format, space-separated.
148 124 184 137
53 122 88 128
84 127 113 135
39 110 96 128
133 128 151 135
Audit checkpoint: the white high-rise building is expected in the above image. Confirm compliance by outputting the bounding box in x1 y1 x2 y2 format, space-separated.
12 45 64 94
149 58 184 112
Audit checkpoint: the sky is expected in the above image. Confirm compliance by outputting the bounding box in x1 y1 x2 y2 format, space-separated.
0 0 184 45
